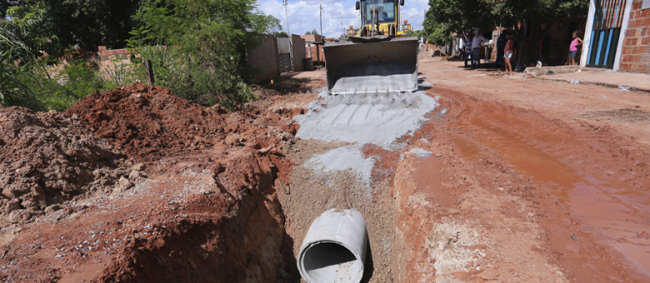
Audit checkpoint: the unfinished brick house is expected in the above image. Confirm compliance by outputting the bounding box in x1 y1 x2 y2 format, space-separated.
581 0 650 73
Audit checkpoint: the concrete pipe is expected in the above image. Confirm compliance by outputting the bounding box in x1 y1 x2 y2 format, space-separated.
298 208 368 283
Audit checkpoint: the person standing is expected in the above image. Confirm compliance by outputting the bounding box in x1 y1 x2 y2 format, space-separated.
496 30 507 66
566 30 583 65
463 34 473 67
503 32 514 75
471 30 487 69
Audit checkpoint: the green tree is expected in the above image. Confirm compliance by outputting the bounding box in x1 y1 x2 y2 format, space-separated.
311 29 319 35
422 9 450 45
423 0 588 66
499 0 588 67
2 0 141 55
424 0 499 38
305 31 311 35
127 0 276 107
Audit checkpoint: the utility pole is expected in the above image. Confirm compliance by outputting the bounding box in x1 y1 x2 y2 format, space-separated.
283 0 290 35
319 4 323 38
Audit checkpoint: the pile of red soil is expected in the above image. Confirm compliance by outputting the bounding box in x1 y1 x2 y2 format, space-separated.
0 82 307 282
65 83 229 158
66 83 300 161
0 106 127 227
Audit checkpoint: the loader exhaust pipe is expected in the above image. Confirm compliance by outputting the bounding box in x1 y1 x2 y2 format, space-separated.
298 209 368 283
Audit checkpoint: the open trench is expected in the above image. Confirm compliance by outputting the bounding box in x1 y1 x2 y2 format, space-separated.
124 83 650 283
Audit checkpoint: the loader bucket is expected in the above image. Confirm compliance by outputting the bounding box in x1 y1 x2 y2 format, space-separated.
323 37 419 95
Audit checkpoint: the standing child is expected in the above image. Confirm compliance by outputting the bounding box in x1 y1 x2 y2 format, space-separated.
567 31 583 65
503 32 513 75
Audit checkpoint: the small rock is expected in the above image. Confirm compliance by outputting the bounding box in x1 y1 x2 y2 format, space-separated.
132 163 146 171
4 199 20 213
115 177 133 193
1 188 16 199
9 209 32 223
129 170 144 180
497 187 504 192
225 134 245 147
527 212 534 217
44 204 62 214
435 154 443 158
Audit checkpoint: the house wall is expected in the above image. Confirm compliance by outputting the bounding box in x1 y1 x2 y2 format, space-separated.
620 0 650 73
292 35 306 72
248 35 281 81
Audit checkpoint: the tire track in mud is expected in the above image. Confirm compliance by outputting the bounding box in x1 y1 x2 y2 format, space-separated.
407 86 650 282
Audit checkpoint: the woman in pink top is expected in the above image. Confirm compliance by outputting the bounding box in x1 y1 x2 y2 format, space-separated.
567 31 583 65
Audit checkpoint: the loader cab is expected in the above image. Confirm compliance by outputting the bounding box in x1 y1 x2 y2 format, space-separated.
362 0 396 25
355 0 407 35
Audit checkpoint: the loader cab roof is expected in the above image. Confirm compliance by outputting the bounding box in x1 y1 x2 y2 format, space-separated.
362 0 397 24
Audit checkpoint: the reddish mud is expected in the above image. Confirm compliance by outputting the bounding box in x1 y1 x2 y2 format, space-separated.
443 88 650 280
423 59 650 281
388 56 650 282
356 59 650 282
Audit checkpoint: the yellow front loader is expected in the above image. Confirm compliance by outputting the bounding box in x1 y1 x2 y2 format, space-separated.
323 0 419 95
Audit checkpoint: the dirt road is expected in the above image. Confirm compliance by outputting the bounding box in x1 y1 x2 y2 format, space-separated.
1 58 649 282
393 59 650 282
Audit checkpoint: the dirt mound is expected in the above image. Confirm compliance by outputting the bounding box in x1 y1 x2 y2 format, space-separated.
66 83 232 159
0 106 127 227
0 80 317 282
67 83 301 161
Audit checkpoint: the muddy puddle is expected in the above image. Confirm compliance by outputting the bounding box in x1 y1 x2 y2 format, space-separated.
450 102 650 279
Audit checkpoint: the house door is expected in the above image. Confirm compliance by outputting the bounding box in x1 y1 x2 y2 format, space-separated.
277 37 293 72
587 0 627 68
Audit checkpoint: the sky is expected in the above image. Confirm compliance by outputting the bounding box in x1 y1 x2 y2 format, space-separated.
257 0 428 38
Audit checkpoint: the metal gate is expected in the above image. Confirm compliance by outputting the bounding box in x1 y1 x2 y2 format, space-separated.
587 0 627 68
277 37 293 72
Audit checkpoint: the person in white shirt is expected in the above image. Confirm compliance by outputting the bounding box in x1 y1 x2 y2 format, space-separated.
471 30 487 68
463 34 473 67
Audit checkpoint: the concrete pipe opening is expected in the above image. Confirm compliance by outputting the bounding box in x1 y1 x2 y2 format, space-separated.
298 209 368 283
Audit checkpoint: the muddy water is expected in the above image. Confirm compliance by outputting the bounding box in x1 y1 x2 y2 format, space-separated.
451 104 650 280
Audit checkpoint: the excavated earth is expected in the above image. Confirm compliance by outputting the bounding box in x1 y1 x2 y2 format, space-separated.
0 81 311 282
1 58 650 283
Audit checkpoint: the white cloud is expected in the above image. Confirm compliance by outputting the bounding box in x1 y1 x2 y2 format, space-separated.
257 0 427 38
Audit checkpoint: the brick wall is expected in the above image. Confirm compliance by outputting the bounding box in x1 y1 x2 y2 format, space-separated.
43 47 135 81
305 44 324 62
620 0 650 73
301 34 323 43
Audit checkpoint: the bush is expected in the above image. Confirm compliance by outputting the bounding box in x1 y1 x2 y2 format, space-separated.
1 27 141 112
0 26 43 110
127 0 277 108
